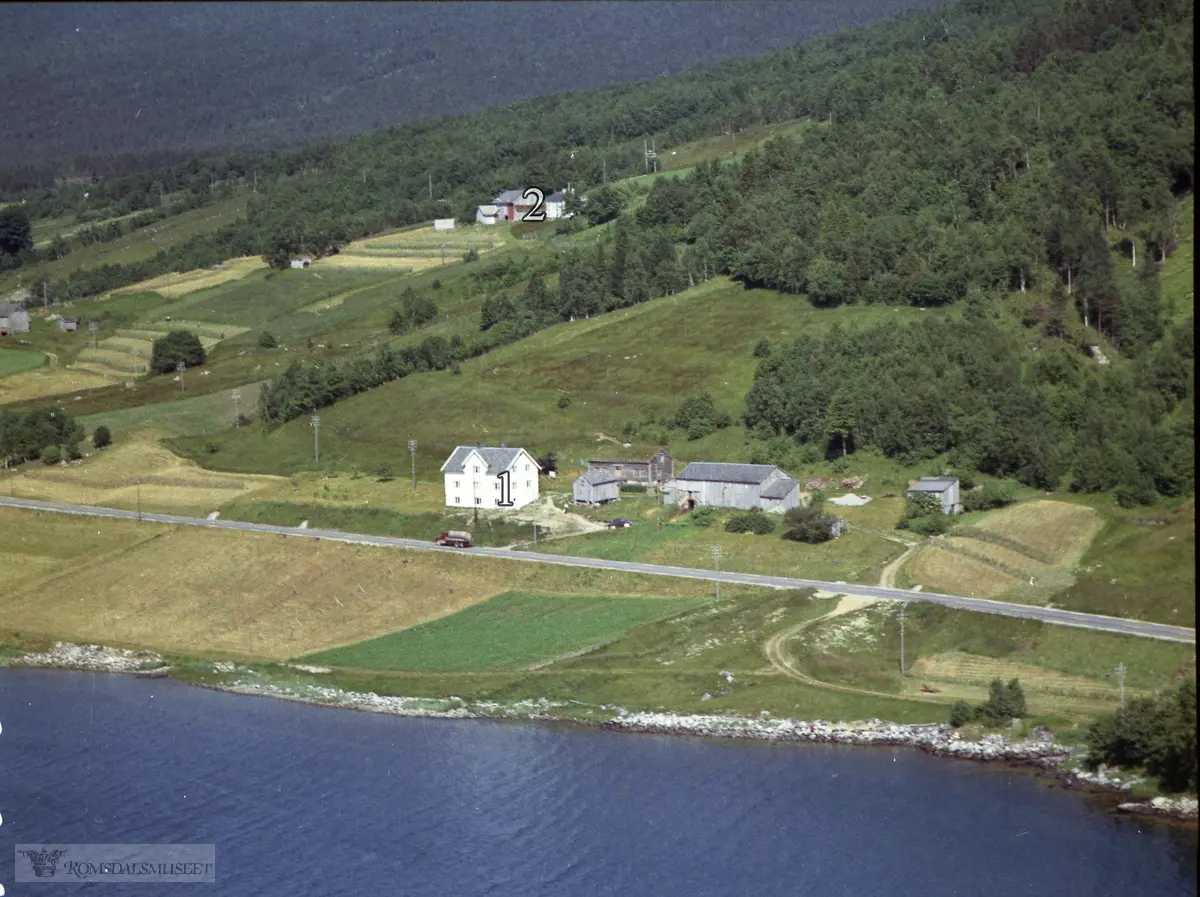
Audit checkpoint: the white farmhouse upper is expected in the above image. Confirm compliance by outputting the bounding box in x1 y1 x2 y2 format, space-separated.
440 445 541 510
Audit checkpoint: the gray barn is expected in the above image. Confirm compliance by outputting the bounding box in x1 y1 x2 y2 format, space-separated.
573 470 621 505
587 449 673 487
664 462 800 513
907 477 962 515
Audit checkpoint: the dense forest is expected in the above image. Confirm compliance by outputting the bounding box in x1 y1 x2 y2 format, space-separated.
0 0 943 191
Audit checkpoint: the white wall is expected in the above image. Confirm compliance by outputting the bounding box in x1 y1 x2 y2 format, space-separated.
443 454 539 510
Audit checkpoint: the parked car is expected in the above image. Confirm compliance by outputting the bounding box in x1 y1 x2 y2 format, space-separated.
606 518 633 528
435 530 473 548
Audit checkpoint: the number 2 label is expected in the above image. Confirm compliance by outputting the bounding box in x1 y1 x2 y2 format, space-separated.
521 187 546 222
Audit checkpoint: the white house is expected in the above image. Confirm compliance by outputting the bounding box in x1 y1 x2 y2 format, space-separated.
441 444 541 510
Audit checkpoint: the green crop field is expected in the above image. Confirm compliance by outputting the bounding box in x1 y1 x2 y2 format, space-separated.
79 381 266 437
0 347 45 378
302 590 710 671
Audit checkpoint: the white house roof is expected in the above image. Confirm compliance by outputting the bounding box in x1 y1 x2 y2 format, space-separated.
441 445 538 475
907 477 959 493
675 462 784 485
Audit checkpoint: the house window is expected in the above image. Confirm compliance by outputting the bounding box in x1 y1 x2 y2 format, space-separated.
455 480 460 489
526 481 531 488
473 465 479 473
475 497 482 505
494 481 501 490
455 496 460 504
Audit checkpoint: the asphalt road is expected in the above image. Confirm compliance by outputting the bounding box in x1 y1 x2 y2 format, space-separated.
1 495 1193 644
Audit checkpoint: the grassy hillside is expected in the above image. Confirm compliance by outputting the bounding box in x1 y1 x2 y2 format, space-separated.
173 278 944 475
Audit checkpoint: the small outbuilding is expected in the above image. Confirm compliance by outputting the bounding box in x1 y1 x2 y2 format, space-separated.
434 218 456 232
906 477 962 515
476 204 501 225
289 255 313 269
58 316 78 332
0 302 30 335
573 469 621 506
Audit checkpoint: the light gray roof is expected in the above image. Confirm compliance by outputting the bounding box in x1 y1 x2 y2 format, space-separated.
546 190 567 203
575 470 620 487
0 303 25 315
441 445 536 475
761 478 799 499
675 462 783 485
493 189 532 205
907 477 959 492
477 204 499 214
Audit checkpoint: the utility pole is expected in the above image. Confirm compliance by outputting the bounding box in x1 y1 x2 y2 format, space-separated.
137 481 141 521
310 415 321 466
1115 663 1127 708
428 172 433 201
129 347 139 376
711 545 722 602
408 439 417 492
89 321 99 351
232 389 242 427
532 522 538 545
176 361 186 394
898 607 907 675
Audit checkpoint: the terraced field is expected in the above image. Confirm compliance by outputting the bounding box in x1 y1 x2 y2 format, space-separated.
317 223 507 271
109 256 266 299
902 500 1104 602
71 322 250 381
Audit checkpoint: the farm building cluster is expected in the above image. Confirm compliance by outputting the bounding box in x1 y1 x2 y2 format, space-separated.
476 188 574 225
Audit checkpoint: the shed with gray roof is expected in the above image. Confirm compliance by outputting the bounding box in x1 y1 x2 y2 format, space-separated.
906 477 962 515
573 469 620 505
664 462 800 513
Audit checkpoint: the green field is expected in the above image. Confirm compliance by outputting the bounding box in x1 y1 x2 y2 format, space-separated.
79 381 266 437
0 347 45 378
303 590 710 671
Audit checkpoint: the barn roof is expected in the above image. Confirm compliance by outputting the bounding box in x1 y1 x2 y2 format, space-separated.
907 477 959 493
675 462 782 485
477 204 499 215
441 445 536 475
761 478 799 499
493 189 531 205
575 470 620 487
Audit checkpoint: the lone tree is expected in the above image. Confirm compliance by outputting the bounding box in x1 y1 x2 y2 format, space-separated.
150 330 205 374
782 504 838 543
92 425 112 449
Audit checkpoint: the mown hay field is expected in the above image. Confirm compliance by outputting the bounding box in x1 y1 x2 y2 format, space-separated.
0 507 717 660
110 256 266 299
971 500 1102 565
317 224 506 271
0 366 114 404
0 347 46 378
5 430 281 515
304 590 709 672
80 382 265 438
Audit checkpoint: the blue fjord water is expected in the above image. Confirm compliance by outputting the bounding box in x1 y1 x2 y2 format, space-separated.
0 669 1195 896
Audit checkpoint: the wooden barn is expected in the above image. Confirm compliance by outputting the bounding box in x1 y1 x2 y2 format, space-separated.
663 462 800 513
573 470 620 505
586 449 673 488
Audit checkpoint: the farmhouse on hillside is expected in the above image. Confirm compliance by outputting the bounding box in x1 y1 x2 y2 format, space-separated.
441 444 541 510
0 303 30 335
587 449 674 489
491 189 538 222
906 477 962 515
573 469 621 506
664 462 800 512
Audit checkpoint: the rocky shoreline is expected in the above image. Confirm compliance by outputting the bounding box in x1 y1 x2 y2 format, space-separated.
5 642 1196 823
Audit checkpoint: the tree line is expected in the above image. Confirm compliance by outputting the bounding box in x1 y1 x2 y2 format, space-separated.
742 314 1193 505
